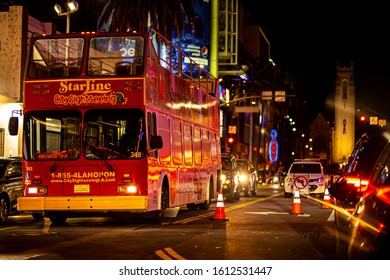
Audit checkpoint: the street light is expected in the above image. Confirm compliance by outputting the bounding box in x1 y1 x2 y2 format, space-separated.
54 1 79 33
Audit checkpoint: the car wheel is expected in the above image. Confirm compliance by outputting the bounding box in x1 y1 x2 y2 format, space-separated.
284 191 292 198
0 195 10 224
226 187 234 202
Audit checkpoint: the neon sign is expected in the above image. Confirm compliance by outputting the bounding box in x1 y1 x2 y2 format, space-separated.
268 129 279 164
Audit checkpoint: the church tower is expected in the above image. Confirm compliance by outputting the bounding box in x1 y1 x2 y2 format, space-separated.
333 62 355 163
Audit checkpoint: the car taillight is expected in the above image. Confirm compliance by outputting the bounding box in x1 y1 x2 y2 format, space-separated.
375 186 390 204
345 176 368 193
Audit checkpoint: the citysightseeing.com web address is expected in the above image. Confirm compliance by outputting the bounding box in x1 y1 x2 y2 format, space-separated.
50 178 116 184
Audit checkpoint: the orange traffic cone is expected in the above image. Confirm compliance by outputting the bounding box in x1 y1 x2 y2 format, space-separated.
322 187 332 209
291 189 303 214
213 189 228 221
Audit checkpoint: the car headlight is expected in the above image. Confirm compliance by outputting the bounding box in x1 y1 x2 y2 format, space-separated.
286 176 293 182
239 174 248 183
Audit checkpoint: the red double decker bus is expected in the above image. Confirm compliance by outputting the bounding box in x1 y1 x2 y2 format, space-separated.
10 29 221 224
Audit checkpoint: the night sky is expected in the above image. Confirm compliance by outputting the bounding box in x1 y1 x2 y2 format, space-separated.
244 1 390 122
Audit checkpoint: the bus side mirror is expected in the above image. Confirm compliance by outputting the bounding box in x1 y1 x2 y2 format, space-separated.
8 117 19 136
150 135 163 149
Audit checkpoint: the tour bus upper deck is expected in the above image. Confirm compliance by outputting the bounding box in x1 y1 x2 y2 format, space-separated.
27 31 147 79
25 30 218 97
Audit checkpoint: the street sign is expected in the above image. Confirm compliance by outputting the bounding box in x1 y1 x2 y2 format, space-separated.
262 91 272 100
294 176 308 189
370 116 378 125
228 125 236 134
275 91 286 102
235 106 259 113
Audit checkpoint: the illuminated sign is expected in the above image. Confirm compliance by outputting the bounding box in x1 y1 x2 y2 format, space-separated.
268 129 279 164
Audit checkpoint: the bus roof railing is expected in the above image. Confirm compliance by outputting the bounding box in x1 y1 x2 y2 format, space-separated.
148 28 218 97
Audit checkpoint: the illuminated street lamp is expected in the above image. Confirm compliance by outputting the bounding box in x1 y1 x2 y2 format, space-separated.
54 1 79 33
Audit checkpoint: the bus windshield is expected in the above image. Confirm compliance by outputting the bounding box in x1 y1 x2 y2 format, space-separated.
24 110 81 160
84 108 146 160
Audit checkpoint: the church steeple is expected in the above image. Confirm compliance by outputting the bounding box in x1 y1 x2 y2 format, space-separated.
333 62 355 163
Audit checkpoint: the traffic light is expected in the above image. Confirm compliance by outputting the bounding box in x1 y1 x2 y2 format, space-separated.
227 135 235 145
360 115 366 122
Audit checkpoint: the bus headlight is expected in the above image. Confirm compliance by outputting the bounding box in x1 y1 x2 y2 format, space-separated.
117 184 138 194
27 186 47 195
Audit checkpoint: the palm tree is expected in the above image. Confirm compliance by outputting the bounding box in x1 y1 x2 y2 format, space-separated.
86 0 201 40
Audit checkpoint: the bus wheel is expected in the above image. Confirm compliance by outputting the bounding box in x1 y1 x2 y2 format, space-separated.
198 199 210 210
186 203 198 210
155 186 169 223
48 213 67 225
32 213 44 221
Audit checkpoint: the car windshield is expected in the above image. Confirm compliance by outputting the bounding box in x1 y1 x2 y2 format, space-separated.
222 158 233 169
290 163 321 173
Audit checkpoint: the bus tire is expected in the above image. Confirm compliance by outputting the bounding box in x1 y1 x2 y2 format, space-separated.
48 212 67 224
155 184 169 223
198 177 213 210
32 213 44 221
186 203 198 210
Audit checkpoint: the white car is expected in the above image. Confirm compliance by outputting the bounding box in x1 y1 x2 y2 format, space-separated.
284 159 328 198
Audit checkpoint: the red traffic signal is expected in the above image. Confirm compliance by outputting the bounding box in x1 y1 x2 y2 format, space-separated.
227 136 235 144
360 116 366 122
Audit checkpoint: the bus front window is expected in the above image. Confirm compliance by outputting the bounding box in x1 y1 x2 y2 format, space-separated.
24 110 81 160
28 37 84 78
88 36 144 76
83 108 146 160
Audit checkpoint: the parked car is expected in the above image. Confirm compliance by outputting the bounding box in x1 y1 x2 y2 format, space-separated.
284 159 327 198
220 154 240 202
0 157 23 224
348 137 390 259
236 158 258 197
328 132 388 258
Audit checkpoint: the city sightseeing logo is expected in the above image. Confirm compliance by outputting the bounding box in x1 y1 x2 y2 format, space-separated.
54 80 127 105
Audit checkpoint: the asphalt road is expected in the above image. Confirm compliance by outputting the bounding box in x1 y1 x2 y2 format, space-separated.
0 184 337 260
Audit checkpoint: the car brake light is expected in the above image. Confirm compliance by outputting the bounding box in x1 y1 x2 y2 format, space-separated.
345 176 368 193
375 186 390 204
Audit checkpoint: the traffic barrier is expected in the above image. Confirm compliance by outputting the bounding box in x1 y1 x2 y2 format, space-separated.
291 189 303 214
322 186 332 209
213 189 228 221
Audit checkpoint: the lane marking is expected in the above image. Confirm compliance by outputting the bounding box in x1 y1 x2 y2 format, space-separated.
155 247 186 260
172 192 283 224
245 211 289 215
0 226 19 231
